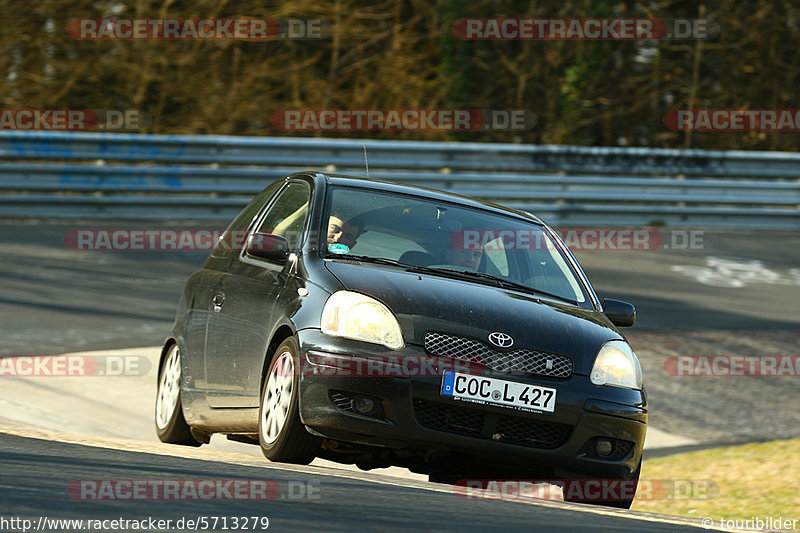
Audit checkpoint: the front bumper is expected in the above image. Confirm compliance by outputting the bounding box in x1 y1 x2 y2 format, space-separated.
296 329 647 478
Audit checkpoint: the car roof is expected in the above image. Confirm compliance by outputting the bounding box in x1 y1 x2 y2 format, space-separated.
306 172 545 225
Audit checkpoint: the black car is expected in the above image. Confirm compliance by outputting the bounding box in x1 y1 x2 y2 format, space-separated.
155 172 646 507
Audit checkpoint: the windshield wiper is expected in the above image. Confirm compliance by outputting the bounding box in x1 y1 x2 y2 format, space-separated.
409 267 578 305
326 254 578 305
326 254 419 269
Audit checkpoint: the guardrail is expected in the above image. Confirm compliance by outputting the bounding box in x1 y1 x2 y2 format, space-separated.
1 131 798 228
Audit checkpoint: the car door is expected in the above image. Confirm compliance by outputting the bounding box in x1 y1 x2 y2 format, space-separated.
181 180 283 392
180 262 226 392
203 179 312 408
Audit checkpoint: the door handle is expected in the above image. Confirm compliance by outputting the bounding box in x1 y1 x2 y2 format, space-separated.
212 292 225 312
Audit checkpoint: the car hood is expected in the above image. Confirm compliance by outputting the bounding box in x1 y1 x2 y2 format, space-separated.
324 260 624 375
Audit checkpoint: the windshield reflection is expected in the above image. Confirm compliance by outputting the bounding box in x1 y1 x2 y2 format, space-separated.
322 187 589 306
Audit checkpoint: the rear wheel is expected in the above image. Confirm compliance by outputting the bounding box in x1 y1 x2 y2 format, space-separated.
258 337 320 463
155 344 200 446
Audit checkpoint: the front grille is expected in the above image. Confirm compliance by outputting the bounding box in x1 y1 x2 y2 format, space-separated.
495 415 573 448
414 399 484 436
413 399 571 449
424 332 573 378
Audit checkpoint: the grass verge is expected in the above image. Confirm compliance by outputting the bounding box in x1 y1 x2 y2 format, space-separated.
633 438 800 527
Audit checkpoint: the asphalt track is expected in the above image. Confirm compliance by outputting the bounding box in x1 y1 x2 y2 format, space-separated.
0 431 716 533
1 220 797 532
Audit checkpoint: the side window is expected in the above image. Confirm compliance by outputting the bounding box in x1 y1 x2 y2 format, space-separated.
256 181 311 248
212 180 283 258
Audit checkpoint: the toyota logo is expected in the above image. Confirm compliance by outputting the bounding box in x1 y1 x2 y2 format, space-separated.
488 332 514 348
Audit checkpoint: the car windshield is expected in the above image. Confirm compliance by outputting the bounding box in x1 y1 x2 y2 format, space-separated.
322 186 590 306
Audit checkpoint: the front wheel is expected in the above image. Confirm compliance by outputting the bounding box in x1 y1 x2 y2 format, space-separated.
565 458 642 509
155 343 200 446
258 337 320 463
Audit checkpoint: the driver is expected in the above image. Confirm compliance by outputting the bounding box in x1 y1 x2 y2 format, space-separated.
444 246 483 270
271 202 361 250
327 214 361 249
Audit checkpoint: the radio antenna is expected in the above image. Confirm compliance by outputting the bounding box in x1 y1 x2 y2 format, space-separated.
363 144 370 178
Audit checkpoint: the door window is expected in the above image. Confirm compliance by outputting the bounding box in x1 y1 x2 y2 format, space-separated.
256 181 312 248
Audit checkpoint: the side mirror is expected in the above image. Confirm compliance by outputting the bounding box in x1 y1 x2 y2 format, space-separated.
245 232 290 262
602 298 636 327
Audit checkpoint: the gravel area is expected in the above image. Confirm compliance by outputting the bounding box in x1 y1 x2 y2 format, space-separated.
626 329 800 444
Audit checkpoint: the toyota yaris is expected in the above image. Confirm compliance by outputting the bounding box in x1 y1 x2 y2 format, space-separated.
155 172 646 507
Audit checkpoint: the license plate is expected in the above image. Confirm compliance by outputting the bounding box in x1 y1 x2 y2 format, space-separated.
440 371 557 414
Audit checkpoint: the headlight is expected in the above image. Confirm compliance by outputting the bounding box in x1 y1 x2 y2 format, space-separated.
321 291 405 350
590 340 643 389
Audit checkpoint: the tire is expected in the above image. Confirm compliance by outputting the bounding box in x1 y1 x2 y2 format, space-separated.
258 337 320 463
155 343 200 446
565 457 642 509
600 457 642 509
